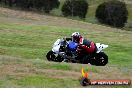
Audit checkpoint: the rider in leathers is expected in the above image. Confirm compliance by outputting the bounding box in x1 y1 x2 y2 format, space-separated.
62 32 96 62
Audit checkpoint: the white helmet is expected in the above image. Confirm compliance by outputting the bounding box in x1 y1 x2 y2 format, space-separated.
71 32 81 43
71 32 81 37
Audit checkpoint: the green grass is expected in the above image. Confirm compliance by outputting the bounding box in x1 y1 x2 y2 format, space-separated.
2 75 79 88
1 76 131 88
16 76 79 88
0 5 132 88
1 77 131 88
0 81 5 88
0 57 99 88
0 23 132 66
1 0 132 31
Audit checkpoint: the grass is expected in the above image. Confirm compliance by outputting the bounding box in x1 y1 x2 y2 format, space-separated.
2 75 79 88
1 0 131 29
0 56 99 88
0 5 132 88
0 22 132 66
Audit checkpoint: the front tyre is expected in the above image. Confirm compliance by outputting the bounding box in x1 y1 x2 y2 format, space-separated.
95 52 108 66
46 50 56 61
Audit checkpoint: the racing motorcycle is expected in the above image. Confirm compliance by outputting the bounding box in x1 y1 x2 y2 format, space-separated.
46 38 108 66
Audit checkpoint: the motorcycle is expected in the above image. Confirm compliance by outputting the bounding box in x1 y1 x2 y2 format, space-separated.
46 38 108 66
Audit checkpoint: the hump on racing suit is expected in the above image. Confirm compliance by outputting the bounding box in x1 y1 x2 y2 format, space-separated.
79 38 96 53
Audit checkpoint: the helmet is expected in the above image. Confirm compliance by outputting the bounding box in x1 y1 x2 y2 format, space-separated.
71 32 81 37
71 32 81 43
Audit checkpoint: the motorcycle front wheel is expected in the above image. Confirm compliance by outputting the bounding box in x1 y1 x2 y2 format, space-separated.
46 50 56 61
46 50 64 62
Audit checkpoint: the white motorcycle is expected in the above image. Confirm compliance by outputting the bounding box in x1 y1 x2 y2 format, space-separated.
46 38 108 66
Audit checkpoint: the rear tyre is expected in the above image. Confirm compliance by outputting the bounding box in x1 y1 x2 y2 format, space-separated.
90 57 97 65
95 52 108 66
82 55 90 64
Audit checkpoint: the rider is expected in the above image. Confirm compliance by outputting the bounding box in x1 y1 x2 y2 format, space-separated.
62 32 96 62
71 32 96 64
62 32 81 62
71 32 82 43
66 32 96 53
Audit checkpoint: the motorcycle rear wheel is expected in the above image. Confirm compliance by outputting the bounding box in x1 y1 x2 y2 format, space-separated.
94 52 108 66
